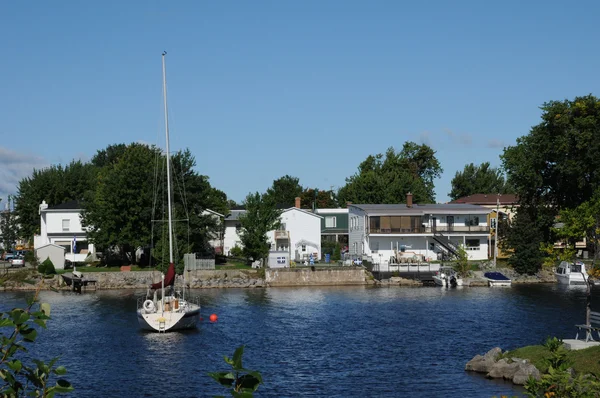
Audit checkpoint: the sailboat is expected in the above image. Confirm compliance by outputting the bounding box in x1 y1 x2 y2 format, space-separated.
137 52 201 332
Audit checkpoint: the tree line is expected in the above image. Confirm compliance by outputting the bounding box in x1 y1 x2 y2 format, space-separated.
8 94 600 275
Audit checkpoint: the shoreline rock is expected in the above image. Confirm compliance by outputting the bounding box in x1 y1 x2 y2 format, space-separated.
465 347 541 386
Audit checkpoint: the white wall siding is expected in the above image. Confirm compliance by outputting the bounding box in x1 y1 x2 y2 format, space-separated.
223 221 242 255
268 209 321 260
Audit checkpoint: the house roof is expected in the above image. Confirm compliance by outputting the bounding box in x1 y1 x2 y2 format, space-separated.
281 207 323 218
349 203 492 215
449 194 519 206
35 243 66 251
46 200 82 210
225 209 246 221
203 209 224 218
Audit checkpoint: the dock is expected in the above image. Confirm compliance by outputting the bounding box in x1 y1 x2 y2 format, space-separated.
61 272 98 293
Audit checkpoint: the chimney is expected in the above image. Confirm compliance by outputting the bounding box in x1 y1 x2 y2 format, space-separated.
295 197 301 208
406 192 413 208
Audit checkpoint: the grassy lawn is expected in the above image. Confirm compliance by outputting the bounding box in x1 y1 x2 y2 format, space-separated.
505 344 600 376
216 260 252 270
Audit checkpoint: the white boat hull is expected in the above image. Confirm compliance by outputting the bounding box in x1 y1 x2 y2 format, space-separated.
555 272 587 285
137 296 201 332
488 280 512 287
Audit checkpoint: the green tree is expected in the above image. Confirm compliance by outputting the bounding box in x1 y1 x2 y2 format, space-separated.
449 162 514 201
338 142 442 204
238 193 281 264
82 143 160 265
553 189 600 266
502 209 544 274
300 188 338 210
14 161 96 243
151 149 225 272
265 175 303 208
501 95 600 272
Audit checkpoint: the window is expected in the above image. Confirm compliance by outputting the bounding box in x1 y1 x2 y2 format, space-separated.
62 219 70 232
302 245 306 252
467 216 480 226
466 239 480 250
325 216 336 228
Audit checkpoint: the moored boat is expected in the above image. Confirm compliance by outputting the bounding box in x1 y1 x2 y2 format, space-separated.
433 266 463 287
555 260 591 285
484 272 511 287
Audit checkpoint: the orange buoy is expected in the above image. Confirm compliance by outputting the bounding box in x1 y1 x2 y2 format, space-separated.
209 313 218 322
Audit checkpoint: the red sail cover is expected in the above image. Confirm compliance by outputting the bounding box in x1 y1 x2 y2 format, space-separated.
150 262 176 290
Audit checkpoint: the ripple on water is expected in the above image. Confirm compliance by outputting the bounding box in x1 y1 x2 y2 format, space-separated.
1 284 591 397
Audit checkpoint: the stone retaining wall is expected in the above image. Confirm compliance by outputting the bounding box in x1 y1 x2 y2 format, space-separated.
265 267 368 287
1 267 368 290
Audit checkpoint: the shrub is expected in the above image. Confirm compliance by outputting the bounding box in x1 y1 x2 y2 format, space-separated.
229 245 243 258
38 257 56 275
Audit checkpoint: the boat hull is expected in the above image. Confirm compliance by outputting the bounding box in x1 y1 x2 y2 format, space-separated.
137 305 201 332
488 280 512 287
555 272 587 285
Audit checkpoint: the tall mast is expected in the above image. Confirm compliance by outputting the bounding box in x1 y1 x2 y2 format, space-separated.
162 52 174 265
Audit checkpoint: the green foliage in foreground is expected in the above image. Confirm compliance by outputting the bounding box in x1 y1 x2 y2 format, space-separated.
0 286 73 396
208 345 263 397
505 337 600 397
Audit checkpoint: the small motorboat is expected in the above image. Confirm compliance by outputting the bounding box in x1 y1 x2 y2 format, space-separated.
484 272 512 287
555 261 589 285
433 267 463 287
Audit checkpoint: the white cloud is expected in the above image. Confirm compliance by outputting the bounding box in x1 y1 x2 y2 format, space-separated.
0 146 49 200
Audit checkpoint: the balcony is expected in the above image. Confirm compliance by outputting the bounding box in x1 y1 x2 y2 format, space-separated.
274 230 289 240
368 225 490 234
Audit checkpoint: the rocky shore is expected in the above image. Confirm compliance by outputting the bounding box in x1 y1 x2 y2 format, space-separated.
465 347 541 385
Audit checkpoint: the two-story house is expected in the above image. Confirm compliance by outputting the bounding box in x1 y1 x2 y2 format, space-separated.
314 208 349 247
348 193 492 271
34 200 96 269
223 198 322 262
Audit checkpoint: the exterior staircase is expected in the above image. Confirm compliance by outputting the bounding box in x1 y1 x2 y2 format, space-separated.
432 232 459 258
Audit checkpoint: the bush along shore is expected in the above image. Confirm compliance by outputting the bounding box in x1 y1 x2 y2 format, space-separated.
466 338 600 395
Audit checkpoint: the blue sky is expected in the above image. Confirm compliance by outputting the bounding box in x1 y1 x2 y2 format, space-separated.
1 1 599 206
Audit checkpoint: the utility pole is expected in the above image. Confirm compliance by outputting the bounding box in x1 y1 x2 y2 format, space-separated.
493 197 499 268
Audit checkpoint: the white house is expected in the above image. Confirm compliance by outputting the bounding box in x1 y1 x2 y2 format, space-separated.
223 208 246 256
222 198 323 263
34 200 95 268
349 193 492 272
202 209 224 253
269 205 322 262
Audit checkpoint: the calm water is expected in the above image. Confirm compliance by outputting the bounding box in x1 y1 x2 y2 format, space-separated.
0 284 594 397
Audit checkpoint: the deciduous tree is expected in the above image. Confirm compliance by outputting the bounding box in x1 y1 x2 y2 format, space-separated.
449 162 513 201
338 142 442 204
238 193 281 264
265 175 303 208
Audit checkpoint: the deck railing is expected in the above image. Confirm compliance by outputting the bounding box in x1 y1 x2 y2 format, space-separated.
368 225 489 234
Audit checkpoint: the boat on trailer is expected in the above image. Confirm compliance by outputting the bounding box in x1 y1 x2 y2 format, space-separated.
484 272 512 287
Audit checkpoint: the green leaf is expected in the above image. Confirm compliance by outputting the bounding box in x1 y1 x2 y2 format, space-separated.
21 328 38 343
0 318 15 328
231 345 245 369
53 379 74 393
208 372 235 387
7 360 22 372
